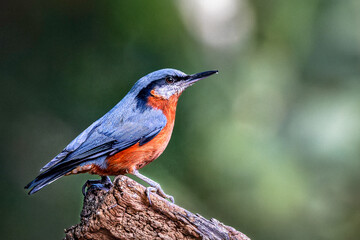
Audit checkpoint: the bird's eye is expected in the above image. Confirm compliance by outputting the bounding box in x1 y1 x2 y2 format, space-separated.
165 76 175 84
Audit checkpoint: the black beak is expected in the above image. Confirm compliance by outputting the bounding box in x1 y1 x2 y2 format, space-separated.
184 70 218 86
189 70 218 81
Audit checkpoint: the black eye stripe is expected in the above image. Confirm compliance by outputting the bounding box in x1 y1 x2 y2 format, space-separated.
179 75 190 81
164 75 189 83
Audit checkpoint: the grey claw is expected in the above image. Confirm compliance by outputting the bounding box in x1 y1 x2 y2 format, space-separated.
145 186 156 205
132 170 175 205
145 186 175 205
82 176 113 196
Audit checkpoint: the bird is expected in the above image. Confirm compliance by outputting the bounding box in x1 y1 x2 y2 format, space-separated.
25 68 218 203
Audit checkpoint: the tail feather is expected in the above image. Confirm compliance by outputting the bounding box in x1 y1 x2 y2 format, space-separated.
24 160 83 194
25 148 109 194
25 173 65 195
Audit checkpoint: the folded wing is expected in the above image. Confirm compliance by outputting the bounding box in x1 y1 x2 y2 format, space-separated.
25 108 167 194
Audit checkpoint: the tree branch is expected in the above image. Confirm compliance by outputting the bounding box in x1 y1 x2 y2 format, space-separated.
64 176 250 240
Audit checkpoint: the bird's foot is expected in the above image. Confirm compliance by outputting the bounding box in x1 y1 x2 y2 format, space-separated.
82 176 113 196
132 169 174 205
146 185 175 205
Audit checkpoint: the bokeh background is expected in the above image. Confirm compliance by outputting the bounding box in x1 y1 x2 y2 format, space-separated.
1 0 360 239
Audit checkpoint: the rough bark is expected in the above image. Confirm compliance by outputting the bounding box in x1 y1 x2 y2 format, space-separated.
64 175 250 240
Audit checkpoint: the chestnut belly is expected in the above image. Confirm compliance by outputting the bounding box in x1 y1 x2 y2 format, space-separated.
93 122 173 176
102 141 168 175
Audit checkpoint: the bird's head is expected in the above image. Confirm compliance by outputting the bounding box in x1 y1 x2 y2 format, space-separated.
133 69 218 104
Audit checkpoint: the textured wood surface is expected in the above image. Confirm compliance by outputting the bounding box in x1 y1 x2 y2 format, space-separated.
64 175 250 240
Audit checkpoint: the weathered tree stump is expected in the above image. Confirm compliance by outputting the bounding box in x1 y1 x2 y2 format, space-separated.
64 175 250 240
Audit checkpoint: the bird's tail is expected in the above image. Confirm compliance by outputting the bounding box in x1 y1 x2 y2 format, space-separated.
24 161 79 195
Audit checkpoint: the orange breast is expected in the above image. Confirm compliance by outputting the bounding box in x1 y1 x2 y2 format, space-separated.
87 93 180 176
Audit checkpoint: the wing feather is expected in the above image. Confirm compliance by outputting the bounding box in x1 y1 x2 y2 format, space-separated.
25 104 167 195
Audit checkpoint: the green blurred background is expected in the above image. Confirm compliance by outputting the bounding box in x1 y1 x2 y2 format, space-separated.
1 0 360 239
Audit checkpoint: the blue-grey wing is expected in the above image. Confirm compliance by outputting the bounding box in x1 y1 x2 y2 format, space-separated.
40 118 102 172
40 108 167 171
68 122 164 162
